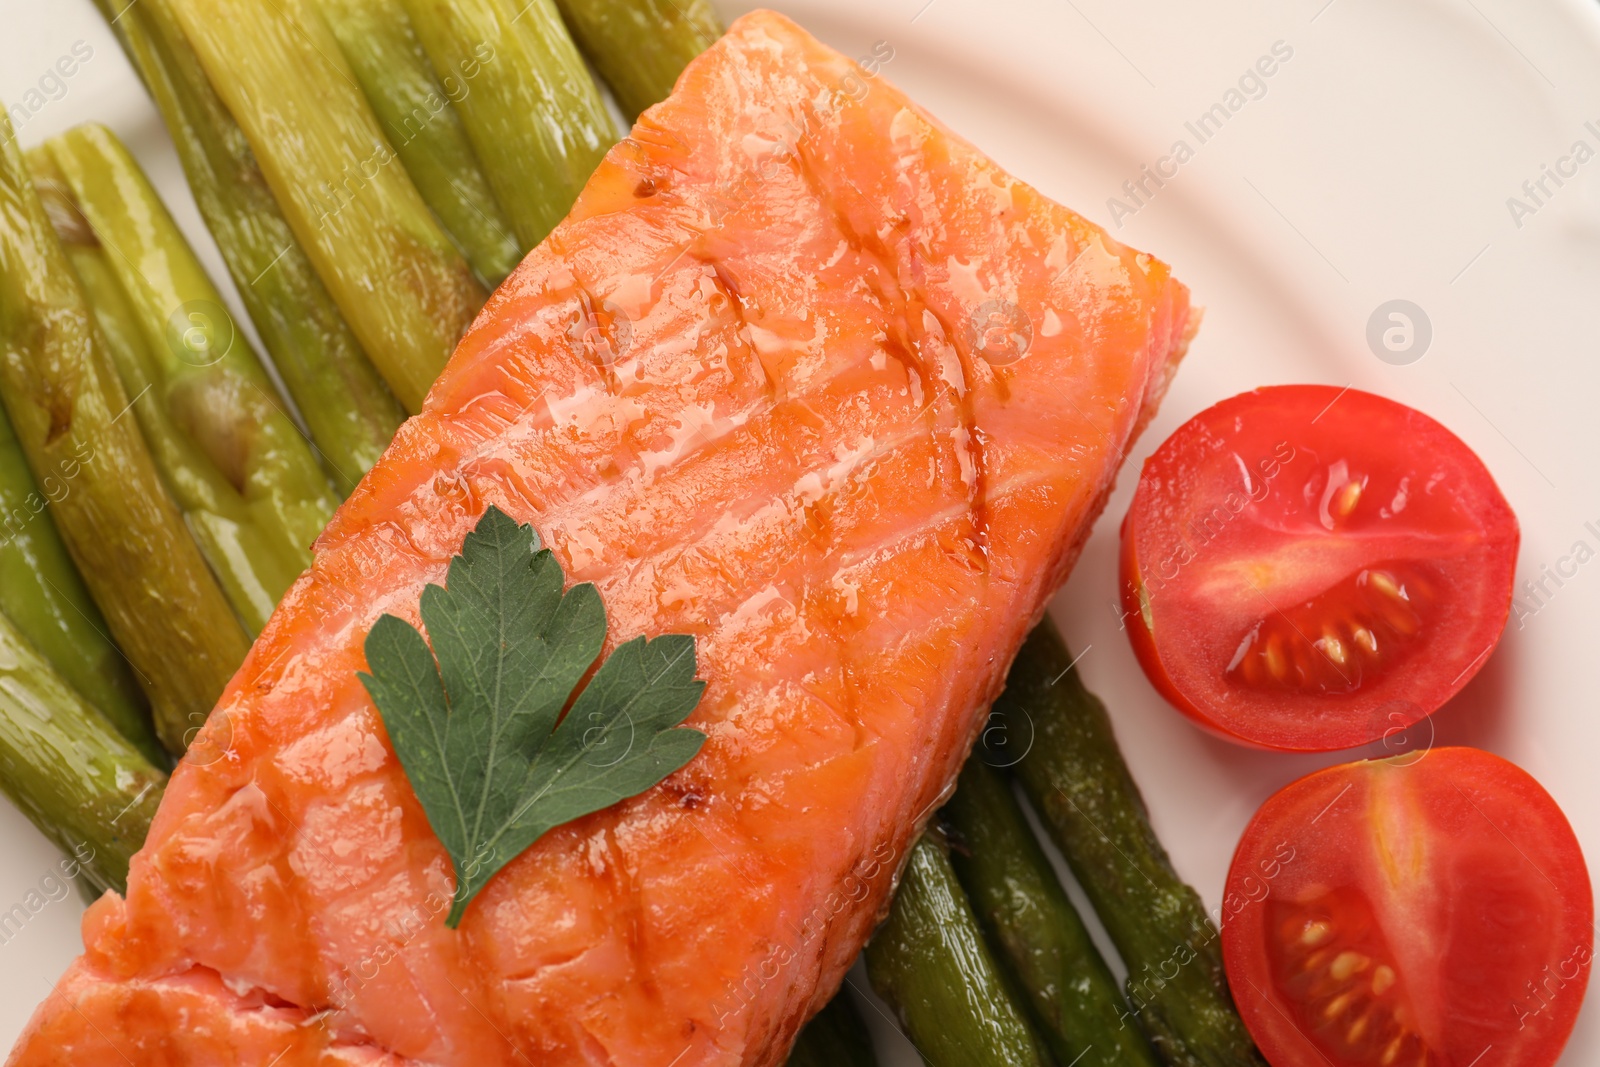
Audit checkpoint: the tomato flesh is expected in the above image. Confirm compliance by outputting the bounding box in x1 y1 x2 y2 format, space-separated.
1223 748 1592 1067
1226 562 1432 695
1268 888 1434 1066
1120 385 1518 750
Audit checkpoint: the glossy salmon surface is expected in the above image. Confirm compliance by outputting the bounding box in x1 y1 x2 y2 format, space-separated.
9 11 1193 1066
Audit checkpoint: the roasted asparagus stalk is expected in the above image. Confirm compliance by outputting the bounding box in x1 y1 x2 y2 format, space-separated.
0 403 158 764
317 0 522 287
0 107 249 755
164 0 486 412
945 758 1162 1067
865 833 1054 1067
33 127 337 636
1009 620 1265 1067
91 0 405 492
0 608 166 895
402 0 618 249
554 0 723 120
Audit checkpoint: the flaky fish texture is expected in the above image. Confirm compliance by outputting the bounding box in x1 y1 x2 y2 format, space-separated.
9 10 1193 1066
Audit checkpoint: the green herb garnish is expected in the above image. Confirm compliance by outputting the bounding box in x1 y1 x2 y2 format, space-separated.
361 505 707 927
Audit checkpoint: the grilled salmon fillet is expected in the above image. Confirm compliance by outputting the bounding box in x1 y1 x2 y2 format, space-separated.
8 10 1193 1065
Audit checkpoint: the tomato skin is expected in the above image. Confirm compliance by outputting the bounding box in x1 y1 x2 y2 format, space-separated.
1119 385 1519 751
1222 748 1593 1067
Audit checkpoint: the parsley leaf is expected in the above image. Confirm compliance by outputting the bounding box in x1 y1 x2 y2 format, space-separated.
360 506 706 927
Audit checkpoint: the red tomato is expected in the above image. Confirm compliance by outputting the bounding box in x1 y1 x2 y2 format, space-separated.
1223 748 1592 1067
1119 385 1518 750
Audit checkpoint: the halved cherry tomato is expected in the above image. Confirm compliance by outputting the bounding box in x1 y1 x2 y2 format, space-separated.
1119 385 1518 750
1223 748 1592 1067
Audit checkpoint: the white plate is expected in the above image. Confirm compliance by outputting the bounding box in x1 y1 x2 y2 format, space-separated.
4 0 1599 1062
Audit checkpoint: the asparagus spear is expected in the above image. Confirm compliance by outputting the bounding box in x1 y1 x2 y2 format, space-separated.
0 403 158 764
34 169 300 638
402 0 618 249
945 758 1163 1067
865 833 1054 1067
788 991 879 1067
34 128 338 635
554 0 723 121
164 0 486 412
316 0 522 287
90 0 403 493
0 609 166 895
1009 620 1264 1067
0 107 250 756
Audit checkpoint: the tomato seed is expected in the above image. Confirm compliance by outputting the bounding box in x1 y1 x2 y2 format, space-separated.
1330 951 1369 980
